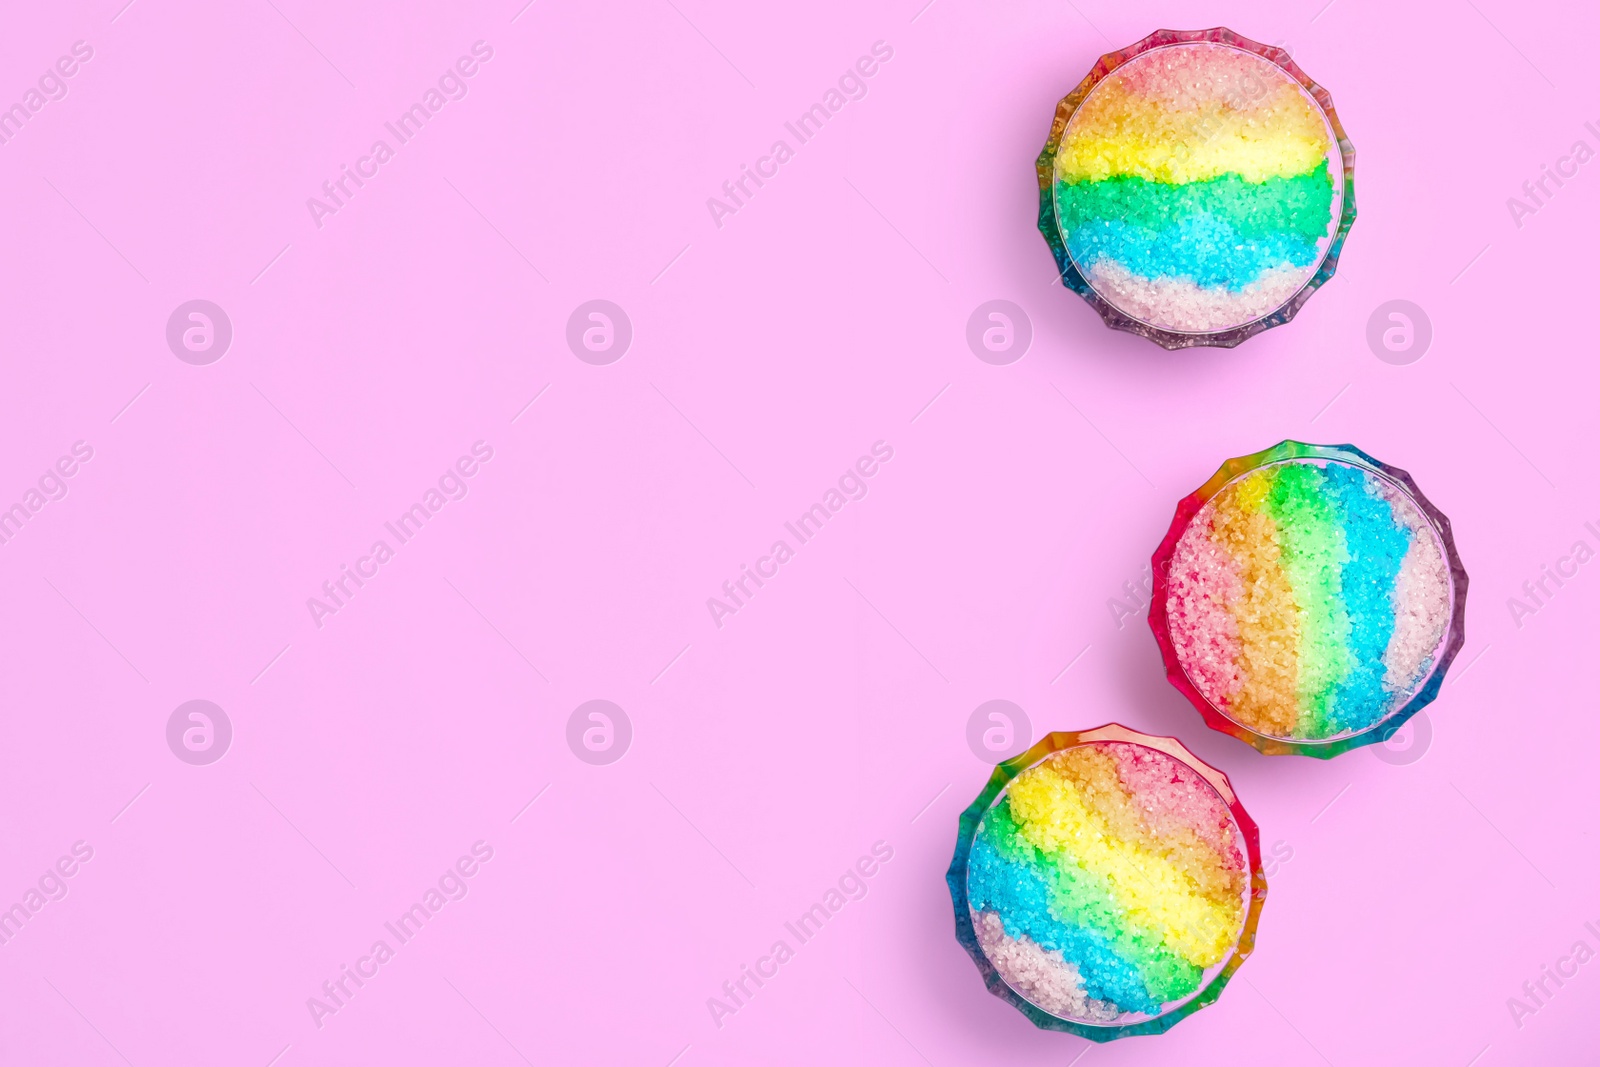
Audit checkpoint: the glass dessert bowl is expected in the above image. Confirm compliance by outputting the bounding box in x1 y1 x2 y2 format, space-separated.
947 725 1265 1040
1151 441 1468 757
1037 28 1356 349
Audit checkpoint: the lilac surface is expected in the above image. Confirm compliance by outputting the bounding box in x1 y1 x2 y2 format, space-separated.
0 1 1596 1065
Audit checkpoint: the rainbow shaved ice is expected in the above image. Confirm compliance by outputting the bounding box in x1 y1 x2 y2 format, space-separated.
966 742 1248 1022
1165 460 1452 741
1052 41 1343 335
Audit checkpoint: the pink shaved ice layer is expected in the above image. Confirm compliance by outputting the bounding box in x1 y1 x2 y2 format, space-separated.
976 910 1121 1023
1085 260 1308 335
1371 479 1452 692
1105 742 1241 867
1163 518 1245 707
1111 42 1295 115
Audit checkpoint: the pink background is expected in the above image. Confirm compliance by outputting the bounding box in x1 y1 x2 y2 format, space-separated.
2 0 1597 1064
